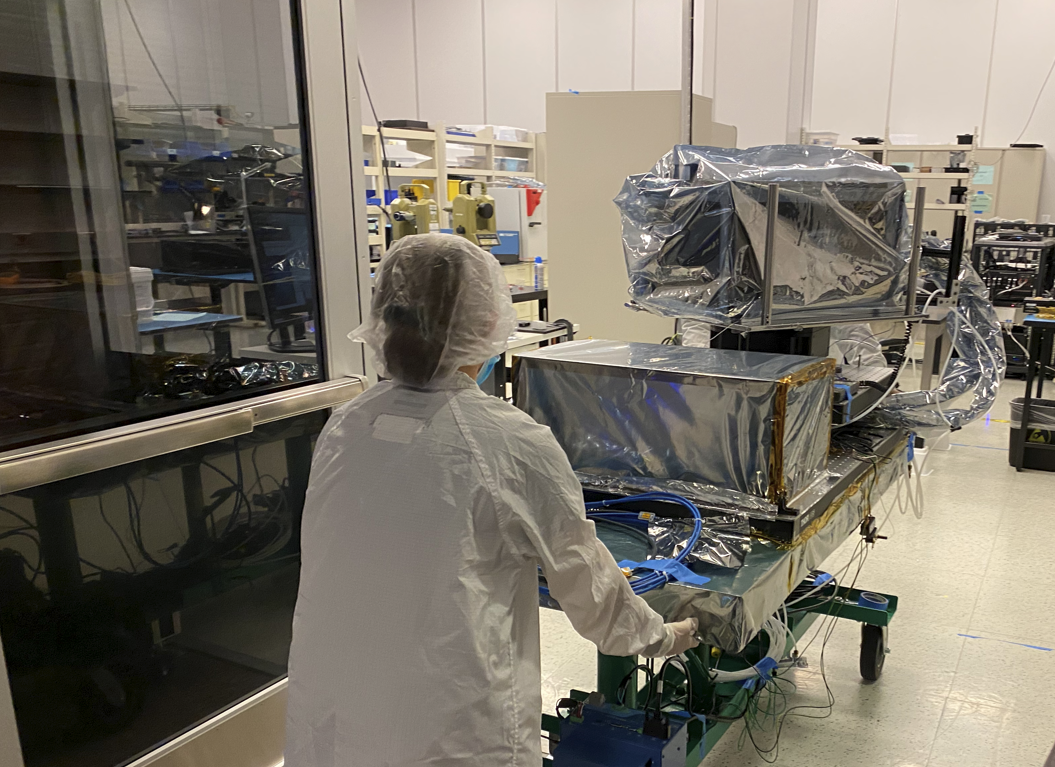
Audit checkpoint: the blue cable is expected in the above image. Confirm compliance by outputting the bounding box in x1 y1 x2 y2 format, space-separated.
539 492 703 598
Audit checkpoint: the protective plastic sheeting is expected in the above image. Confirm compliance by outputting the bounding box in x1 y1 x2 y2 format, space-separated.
614 145 911 327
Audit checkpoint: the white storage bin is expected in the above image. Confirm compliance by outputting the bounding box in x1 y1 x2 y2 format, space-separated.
804 131 839 147
494 156 528 172
448 154 487 169
493 126 529 142
130 266 155 323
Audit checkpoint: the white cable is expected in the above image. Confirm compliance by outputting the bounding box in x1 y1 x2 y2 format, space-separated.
710 615 792 683
902 454 922 519
784 547 864 610
893 457 910 517
920 288 943 316
1014 49 1055 145
911 440 930 516
781 603 800 660
834 290 943 430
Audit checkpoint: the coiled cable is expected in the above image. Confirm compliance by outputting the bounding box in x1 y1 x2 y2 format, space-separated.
539 491 703 598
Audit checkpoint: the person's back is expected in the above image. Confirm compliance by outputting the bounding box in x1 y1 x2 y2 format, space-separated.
288 376 569 765
284 234 698 767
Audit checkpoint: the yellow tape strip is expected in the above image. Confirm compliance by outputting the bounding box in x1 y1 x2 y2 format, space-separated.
756 436 909 551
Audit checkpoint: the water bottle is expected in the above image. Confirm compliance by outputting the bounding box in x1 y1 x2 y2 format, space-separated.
533 256 544 290
972 191 993 216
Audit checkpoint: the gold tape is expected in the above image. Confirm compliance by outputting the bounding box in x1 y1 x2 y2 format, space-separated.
780 357 837 387
756 436 910 551
768 358 835 503
768 380 789 502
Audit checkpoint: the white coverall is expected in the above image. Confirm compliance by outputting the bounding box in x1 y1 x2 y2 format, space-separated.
284 375 669 767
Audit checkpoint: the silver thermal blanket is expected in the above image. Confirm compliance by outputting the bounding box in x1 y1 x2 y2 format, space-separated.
513 340 834 505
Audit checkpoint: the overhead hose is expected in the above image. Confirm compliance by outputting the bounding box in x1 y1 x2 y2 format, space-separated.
539 492 703 598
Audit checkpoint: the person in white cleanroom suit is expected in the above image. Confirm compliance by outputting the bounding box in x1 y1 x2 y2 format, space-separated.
284 234 698 767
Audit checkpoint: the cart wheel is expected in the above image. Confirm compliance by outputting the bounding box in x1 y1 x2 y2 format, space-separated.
860 624 887 682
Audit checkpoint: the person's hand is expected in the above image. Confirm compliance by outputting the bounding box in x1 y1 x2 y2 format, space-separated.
666 617 699 655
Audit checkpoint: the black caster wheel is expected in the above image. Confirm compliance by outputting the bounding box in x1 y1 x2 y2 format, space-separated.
860 624 887 682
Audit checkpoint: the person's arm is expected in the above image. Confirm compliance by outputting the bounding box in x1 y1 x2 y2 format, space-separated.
498 422 696 658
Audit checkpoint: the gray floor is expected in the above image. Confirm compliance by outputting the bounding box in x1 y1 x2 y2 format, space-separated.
539 377 1055 767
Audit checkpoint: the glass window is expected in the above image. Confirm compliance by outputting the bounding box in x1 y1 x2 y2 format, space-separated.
0 409 327 767
0 0 322 454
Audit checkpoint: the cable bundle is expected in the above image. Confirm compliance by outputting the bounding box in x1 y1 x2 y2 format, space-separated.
540 491 703 597
709 612 794 684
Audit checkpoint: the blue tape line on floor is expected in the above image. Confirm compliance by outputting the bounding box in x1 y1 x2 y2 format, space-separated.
957 633 1053 652
950 443 1008 451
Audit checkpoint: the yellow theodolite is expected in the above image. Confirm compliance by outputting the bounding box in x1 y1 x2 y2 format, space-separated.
451 181 500 249
390 183 439 241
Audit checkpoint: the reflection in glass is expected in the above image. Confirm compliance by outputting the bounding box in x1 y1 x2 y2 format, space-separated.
0 410 326 767
0 0 322 454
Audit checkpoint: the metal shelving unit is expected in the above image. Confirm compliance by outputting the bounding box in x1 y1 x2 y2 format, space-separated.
361 123 537 230
837 137 978 244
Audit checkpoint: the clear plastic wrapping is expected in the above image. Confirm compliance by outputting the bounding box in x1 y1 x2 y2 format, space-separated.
1010 397 1055 430
614 145 911 327
515 340 834 505
877 257 1006 430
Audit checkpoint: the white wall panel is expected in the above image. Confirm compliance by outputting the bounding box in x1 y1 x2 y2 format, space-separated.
166 0 212 108
250 1 295 126
887 0 995 144
484 0 556 132
983 0 1055 215
633 0 681 91
415 0 485 125
106 0 299 124
712 0 794 147
219 0 266 124
556 0 633 92
810 0 895 142
355 0 417 124
115 0 182 106
983 0 1055 147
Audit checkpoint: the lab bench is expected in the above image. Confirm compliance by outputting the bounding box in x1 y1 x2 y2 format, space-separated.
138 311 243 358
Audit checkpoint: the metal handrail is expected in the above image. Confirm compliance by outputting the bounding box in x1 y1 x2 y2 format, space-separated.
0 377 365 496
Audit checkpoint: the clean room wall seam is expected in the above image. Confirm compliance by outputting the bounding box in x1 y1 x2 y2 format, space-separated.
631 0 637 90
481 0 488 122
412 0 421 119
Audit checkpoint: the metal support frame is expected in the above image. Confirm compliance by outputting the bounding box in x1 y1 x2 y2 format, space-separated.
919 312 955 392
679 0 695 145
761 183 780 326
543 585 898 766
906 188 926 316
725 179 926 336
918 214 967 394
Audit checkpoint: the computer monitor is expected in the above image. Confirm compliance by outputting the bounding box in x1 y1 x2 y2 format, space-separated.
246 206 318 353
